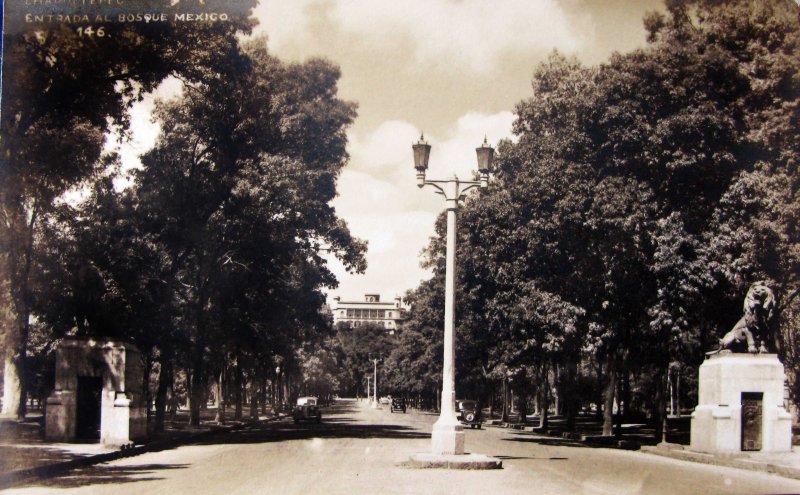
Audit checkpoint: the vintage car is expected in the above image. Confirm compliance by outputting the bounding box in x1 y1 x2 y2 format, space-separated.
390 397 407 413
456 400 482 429
292 396 322 424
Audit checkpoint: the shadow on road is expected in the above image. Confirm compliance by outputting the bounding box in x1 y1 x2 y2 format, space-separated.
188 418 430 447
9 401 428 490
502 435 589 448
176 400 430 446
0 445 88 475
18 463 189 489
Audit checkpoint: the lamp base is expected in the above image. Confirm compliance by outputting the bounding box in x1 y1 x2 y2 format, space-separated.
431 416 464 455
407 453 502 470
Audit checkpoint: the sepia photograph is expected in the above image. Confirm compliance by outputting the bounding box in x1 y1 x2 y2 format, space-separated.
1 0 800 493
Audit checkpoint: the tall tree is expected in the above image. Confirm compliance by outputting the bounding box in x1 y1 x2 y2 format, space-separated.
404 0 800 437
128 38 365 425
0 4 257 418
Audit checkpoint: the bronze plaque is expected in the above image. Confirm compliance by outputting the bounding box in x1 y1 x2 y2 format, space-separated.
741 392 763 451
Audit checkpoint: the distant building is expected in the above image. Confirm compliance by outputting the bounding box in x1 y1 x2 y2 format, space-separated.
331 294 406 331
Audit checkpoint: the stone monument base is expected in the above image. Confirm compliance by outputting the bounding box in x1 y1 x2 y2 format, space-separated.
690 353 792 454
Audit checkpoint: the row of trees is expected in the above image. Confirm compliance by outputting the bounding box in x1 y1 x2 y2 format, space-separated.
2 0 798 441
313 0 800 439
0 3 366 429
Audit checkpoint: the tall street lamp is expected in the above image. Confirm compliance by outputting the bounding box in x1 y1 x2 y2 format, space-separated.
412 134 493 455
371 358 379 409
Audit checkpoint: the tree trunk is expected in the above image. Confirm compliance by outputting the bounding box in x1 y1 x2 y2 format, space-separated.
3 202 39 420
538 366 550 430
5 310 31 420
188 276 211 427
154 349 173 433
1 343 23 418
234 356 243 420
653 362 668 443
602 352 616 436
553 363 560 416
250 376 259 420
539 387 549 430
144 351 153 428
563 359 578 431
614 378 623 438
189 355 205 426
501 376 509 422
488 380 495 419
261 376 268 415
215 365 225 425
620 369 631 417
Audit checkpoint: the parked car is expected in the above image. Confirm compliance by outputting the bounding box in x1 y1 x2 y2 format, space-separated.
292 396 322 424
379 396 391 405
390 397 407 413
456 400 482 429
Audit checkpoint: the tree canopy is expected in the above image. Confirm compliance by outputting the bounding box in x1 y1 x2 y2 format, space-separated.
379 0 800 436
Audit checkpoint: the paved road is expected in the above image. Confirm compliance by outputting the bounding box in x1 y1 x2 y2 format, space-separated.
5 399 800 495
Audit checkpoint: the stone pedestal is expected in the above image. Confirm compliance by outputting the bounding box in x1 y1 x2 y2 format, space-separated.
45 338 147 447
690 353 792 453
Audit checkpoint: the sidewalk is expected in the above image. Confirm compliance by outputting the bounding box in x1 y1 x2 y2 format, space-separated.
485 419 800 480
0 410 279 490
641 443 800 480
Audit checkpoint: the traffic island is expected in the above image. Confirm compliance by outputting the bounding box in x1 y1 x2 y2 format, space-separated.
406 453 502 470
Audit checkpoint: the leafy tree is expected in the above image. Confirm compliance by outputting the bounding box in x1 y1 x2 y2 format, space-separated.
0 4 257 418
403 0 800 439
131 38 363 425
333 322 396 397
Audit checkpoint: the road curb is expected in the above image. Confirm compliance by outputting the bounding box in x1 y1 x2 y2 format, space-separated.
405 453 503 470
641 445 800 481
0 417 283 490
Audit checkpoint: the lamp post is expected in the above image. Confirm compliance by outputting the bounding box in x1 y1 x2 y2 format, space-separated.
412 133 494 455
371 358 380 409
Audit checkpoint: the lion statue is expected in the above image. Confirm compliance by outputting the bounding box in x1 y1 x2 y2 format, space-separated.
714 281 775 354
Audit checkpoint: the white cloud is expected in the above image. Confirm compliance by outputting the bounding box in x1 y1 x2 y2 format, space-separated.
428 111 516 179
118 99 161 171
255 0 590 72
345 111 514 182
327 111 514 301
346 120 419 176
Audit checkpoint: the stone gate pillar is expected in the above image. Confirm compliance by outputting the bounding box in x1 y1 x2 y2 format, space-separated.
45 338 147 446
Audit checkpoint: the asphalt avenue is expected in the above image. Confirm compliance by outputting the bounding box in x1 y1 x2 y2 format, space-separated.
5 399 800 495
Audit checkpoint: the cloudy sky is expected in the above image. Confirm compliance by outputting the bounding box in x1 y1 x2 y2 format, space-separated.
117 0 663 304
244 0 664 304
